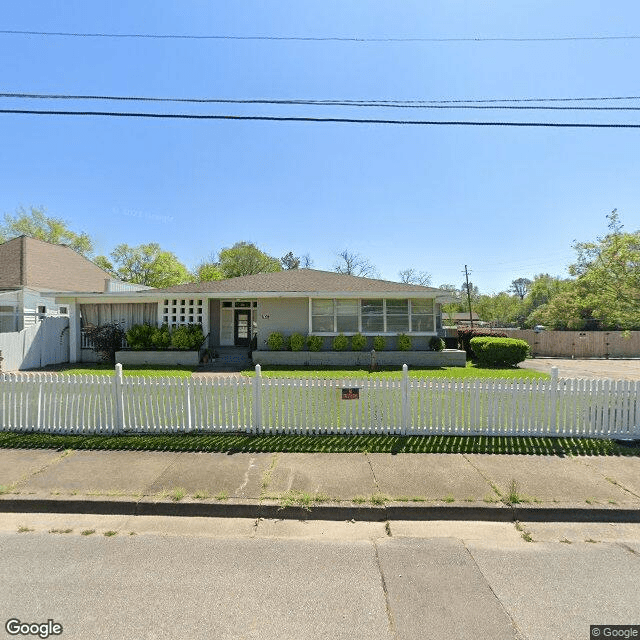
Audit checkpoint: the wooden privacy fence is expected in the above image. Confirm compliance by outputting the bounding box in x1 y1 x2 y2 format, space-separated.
508 330 640 358
1 365 639 439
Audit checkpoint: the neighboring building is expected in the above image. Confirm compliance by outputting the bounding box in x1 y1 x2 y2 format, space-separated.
0 235 147 333
58 269 457 362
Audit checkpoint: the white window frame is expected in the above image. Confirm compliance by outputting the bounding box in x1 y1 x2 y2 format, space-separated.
308 298 436 335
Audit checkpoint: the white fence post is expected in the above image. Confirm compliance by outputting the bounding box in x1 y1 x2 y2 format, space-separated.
549 366 558 432
114 363 125 433
253 364 262 434
401 364 409 435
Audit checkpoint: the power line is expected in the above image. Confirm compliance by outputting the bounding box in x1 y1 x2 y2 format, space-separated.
2 29 640 43
2 108 640 127
2 92 640 111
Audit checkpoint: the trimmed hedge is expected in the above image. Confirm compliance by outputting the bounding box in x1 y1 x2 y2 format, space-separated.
429 336 445 352
469 337 530 367
457 328 509 358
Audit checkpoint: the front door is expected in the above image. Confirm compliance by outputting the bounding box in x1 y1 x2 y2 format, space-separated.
234 309 251 347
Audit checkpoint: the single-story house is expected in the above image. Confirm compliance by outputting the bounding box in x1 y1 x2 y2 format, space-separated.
0 235 147 333
57 269 466 365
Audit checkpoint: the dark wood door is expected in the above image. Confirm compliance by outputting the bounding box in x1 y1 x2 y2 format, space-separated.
234 310 251 347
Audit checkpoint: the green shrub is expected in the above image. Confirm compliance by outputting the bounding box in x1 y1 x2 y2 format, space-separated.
170 324 204 350
267 332 285 351
457 328 509 358
151 324 171 349
126 324 156 350
469 337 530 367
373 335 386 351
307 335 324 352
397 333 412 351
289 333 305 352
332 333 348 351
83 322 125 364
351 333 367 351
429 336 445 352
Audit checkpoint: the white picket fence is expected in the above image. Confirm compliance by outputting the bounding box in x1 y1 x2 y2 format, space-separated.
0 365 639 439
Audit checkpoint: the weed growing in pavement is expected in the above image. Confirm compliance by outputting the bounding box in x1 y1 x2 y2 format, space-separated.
514 521 533 543
560 538 572 544
49 528 73 534
214 491 229 501
103 530 117 537
585 538 598 543
351 496 367 504
170 488 185 502
370 494 389 506
192 491 211 500
384 521 392 537
17 525 34 533
81 529 96 536
442 495 455 503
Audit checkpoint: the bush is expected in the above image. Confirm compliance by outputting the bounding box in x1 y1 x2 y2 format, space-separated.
267 332 285 351
429 336 445 352
351 333 367 351
126 324 156 350
397 333 412 351
469 337 530 367
170 324 204 350
457 328 509 358
373 335 386 351
289 333 305 352
83 322 125 364
307 335 323 352
151 324 171 349
332 333 348 351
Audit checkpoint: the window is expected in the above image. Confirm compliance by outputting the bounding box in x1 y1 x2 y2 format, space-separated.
37 305 46 315
386 299 409 332
58 306 68 315
410 299 434 332
311 297 437 334
361 299 384 332
312 299 334 332
336 299 358 332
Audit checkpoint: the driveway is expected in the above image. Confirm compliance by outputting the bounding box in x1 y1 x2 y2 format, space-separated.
519 357 640 381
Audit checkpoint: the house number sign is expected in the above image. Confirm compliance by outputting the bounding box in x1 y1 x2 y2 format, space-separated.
341 388 360 400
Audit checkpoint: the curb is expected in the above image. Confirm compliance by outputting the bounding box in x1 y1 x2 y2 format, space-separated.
1 496 639 523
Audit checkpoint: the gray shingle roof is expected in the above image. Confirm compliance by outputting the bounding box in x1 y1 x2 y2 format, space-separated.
152 269 445 295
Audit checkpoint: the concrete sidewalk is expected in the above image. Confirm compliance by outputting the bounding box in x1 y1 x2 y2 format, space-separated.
1 448 639 521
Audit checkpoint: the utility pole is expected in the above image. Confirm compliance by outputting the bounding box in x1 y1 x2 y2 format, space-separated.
463 265 474 328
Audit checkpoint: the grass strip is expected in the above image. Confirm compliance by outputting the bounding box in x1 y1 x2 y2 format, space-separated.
0 431 637 456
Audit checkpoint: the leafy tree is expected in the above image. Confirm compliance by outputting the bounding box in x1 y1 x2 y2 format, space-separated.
569 210 640 329
399 268 432 286
475 293 523 326
96 243 191 288
193 261 224 282
509 277 532 300
217 241 282 278
333 250 378 278
1 206 93 256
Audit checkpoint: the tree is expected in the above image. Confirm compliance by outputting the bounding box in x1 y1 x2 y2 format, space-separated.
217 241 282 278
193 261 224 282
399 268 432 286
569 210 640 329
96 243 191 288
475 293 523 327
1 206 93 256
509 277 532 300
333 250 378 278
281 251 300 270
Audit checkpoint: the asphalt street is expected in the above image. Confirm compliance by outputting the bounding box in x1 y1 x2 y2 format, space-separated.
1 516 639 640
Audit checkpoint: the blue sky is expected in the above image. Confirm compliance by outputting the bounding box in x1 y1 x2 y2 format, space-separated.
1 1 639 292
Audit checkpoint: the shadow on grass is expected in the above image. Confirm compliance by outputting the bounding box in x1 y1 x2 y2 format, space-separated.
0 432 637 457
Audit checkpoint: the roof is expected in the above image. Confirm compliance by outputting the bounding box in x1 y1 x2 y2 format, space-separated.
151 269 446 296
0 236 114 293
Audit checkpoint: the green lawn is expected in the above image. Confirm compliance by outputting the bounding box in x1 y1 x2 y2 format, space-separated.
244 362 549 381
0 431 636 456
34 364 197 378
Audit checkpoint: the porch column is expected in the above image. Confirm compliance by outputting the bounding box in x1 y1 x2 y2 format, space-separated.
68 301 81 363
